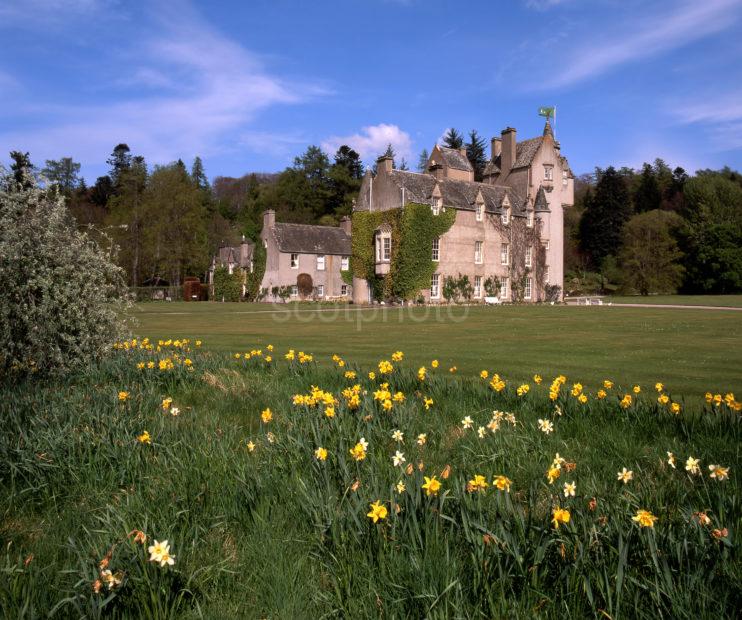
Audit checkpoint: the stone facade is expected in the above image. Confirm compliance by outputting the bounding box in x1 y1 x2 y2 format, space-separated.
259 210 352 301
353 121 573 303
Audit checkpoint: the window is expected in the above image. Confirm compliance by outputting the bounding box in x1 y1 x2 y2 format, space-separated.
527 210 534 227
501 277 509 299
524 277 532 300
290 253 299 269
476 203 484 222
474 275 482 298
500 243 509 266
525 246 532 268
544 165 554 181
501 207 510 225
474 241 483 264
341 255 349 270
562 170 568 187
432 197 441 215
383 237 391 260
341 284 348 296
544 266 550 282
432 237 440 262
290 285 298 297
316 255 325 270
316 284 324 298
430 273 440 299
543 240 550 251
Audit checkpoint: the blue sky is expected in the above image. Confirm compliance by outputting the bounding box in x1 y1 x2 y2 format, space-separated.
1 0 741 183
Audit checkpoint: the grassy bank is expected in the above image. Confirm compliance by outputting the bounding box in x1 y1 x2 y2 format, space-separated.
0 341 739 617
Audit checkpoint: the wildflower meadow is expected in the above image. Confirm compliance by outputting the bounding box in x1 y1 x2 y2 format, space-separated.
1 337 739 618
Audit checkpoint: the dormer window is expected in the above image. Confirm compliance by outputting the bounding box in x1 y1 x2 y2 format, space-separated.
431 196 441 215
501 206 510 225
476 203 484 222
544 165 554 181
526 210 534 227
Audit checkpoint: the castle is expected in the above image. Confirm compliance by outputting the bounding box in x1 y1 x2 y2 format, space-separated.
211 121 573 303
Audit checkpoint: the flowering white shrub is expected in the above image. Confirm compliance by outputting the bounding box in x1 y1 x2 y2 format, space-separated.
0 177 129 375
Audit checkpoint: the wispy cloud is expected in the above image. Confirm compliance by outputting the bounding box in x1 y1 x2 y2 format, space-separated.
0 0 329 168
523 0 573 10
670 91 742 152
322 123 413 164
542 0 740 89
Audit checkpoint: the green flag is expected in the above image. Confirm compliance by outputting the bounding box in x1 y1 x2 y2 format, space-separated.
538 106 555 119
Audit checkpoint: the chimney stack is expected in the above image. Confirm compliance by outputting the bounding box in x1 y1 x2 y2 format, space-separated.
429 160 444 180
500 127 516 175
458 146 468 158
491 137 502 160
376 155 393 175
263 209 275 230
340 216 352 235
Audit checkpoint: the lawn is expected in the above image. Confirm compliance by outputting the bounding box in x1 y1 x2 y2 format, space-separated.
605 295 742 308
132 302 742 404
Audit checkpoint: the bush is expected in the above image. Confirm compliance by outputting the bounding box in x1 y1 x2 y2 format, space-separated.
213 266 242 302
0 179 128 375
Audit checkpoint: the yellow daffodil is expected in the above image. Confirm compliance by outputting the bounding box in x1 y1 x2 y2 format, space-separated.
480 370 489 379
670 402 681 414
422 475 441 496
261 408 273 424
467 474 488 493
417 433 427 446
533 374 542 384
137 431 151 445
655 382 664 392
431 359 439 368
632 509 657 528
247 440 256 453
685 456 700 475
396 480 406 494
367 500 388 523
118 391 129 402
552 507 570 529
603 380 613 389
314 447 328 461
633 385 641 394
493 475 512 492
547 466 561 484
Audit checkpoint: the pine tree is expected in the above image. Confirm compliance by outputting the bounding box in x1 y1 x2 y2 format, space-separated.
417 148 429 172
633 163 661 213
9 151 35 190
442 128 464 149
107 144 132 188
398 158 409 171
466 130 487 181
191 156 210 190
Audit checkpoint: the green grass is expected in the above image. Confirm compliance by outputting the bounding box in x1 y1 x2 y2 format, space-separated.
1 346 740 618
605 295 742 308
132 302 742 404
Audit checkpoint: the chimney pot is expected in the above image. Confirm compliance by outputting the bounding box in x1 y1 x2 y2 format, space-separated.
491 137 502 160
263 209 276 230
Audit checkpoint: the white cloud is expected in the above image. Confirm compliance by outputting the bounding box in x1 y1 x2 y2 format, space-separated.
0 1 329 168
322 123 413 164
542 0 740 89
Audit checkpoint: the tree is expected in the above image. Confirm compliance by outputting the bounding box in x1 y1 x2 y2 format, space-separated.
191 156 209 190
140 163 209 287
90 175 114 207
41 157 81 193
466 130 487 182
106 156 148 285
333 145 364 180
107 143 132 188
579 166 632 269
9 151 35 190
398 158 409 171
442 128 464 149
678 173 742 293
0 168 127 375
633 163 661 213
618 210 684 295
417 148 429 172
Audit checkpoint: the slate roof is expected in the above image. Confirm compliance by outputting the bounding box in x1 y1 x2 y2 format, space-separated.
388 170 525 216
436 146 474 172
513 137 544 169
216 241 254 269
533 186 550 212
271 223 351 255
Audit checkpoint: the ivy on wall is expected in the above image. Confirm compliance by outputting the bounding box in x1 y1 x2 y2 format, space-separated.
213 266 243 302
351 203 455 300
245 242 266 301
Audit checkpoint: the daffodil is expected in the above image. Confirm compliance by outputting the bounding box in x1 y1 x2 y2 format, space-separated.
617 467 633 484
422 475 441 496
396 480 406 494
417 433 427 446
148 540 169 563
477 426 486 438
367 500 388 523
137 431 151 445
685 456 700 475
118 391 129 402
247 440 256 452
632 509 657 528
314 447 328 461
667 451 676 468
392 429 404 442
708 464 729 481
563 481 576 497
538 419 554 434
393 451 406 467
261 408 273 424
493 475 512 492
461 416 473 430
552 507 570 529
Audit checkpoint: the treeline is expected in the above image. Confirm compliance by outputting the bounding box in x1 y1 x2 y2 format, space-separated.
6 143 366 286
565 160 742 295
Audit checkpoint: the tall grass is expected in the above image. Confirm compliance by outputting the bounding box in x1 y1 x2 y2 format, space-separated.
0 342 739 618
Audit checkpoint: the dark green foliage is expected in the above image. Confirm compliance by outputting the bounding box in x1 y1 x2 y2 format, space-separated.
190 156 209 191
619 210 685 295
417 148 429 172
579 166 632 268
9 151 35 189
90 175 114 207
633 163 661 213
466 130 487 182
442 128 464 149
245 242 266 302
107 143 132 188
213 265 243 302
